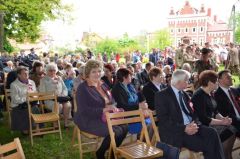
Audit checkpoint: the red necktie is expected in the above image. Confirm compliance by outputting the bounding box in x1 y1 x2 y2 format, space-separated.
228 89 240 113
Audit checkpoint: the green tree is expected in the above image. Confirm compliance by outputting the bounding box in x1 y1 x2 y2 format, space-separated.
0 0 71 52
118 33 142 54
235 12 240 43
95 38 119 57
149 29 172 50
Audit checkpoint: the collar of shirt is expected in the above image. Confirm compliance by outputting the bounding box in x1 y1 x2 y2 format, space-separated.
171 85 181 98
152 81 161 91
220 85 230 96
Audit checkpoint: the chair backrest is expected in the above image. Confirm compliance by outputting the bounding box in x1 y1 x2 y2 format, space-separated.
0 138 25 159
106 110 160 152
4 89 11 111
149 110 161 145
27 92 58 113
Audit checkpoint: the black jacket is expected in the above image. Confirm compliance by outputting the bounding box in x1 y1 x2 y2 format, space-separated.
154 86 196 147
214 87 240 129
142 82 159 110
112 82 145 111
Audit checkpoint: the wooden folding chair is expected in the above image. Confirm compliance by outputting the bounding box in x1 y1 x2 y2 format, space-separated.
4 89 11 128
106 110 163 159
0 138 25 159
71 125 102 159
71 93 102 159
27 92 62 146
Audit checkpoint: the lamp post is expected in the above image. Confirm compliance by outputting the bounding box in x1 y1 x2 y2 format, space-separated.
0 11 4 52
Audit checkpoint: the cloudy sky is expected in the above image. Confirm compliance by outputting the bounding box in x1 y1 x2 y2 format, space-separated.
42 0 239 47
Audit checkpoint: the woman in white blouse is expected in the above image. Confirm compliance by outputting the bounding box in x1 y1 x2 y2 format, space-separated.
39 63 71 128
10 66 38 133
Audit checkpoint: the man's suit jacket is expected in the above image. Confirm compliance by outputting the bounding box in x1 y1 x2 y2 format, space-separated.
149 53 159 65
142 81 159 110
140 69 150 85
214 87 240 128
154 86 196 147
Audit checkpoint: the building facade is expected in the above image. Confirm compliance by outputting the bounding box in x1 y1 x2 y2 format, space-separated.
168 1 233 47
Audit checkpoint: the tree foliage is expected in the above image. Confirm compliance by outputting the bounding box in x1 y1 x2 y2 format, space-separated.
118 33 142 53
235 12 240 44
95 38 119 57
149 29 172 50
0 0 71 52
94 33 144 57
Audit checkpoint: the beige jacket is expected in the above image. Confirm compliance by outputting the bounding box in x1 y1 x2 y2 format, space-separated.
175 49 184 68
228 47 239 66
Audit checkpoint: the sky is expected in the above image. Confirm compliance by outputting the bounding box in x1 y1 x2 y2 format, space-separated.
42 0 239 47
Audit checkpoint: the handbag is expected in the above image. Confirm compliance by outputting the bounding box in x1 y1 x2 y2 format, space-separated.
156 141 180 159
57 96 71 103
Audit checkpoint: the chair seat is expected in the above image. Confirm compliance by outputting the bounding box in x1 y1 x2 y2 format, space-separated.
81 131 99 139
32 113 59 123
117 141 163 159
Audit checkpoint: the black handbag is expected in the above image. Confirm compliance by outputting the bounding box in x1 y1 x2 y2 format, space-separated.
57 96 71 103
156 141 180 159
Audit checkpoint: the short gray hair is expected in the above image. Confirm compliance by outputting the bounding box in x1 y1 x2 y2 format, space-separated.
171 69 190 85
46 63 58 72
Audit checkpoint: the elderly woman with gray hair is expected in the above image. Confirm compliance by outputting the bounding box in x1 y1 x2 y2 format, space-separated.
39 63 72 128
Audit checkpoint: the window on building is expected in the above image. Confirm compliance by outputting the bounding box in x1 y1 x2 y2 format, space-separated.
200 27 204 32
192 27 196 32
171 29 174 33
185 28 188 33
178 28 181 33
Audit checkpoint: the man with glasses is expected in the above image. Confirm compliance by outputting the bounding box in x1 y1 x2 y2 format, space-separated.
215 69 240 134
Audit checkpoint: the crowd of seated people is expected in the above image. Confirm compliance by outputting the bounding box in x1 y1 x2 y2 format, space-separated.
0 43 240 159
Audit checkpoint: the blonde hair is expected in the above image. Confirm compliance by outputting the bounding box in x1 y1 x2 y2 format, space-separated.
84 60 103 78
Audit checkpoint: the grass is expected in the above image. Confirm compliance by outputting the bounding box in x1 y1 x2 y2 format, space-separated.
0 113 94 159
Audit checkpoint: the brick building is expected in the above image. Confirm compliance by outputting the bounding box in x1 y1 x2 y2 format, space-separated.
168 1 233 47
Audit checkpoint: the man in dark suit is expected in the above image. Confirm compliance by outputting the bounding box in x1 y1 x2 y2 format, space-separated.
215 70 240 133
140 62 152 86
142 67 165 110
155 69 224 159
149 48 159 66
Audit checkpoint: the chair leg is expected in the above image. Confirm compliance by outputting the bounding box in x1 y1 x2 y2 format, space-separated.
77 129 83 159
58 120 62 140
29 119 33 146
71 126 77 146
